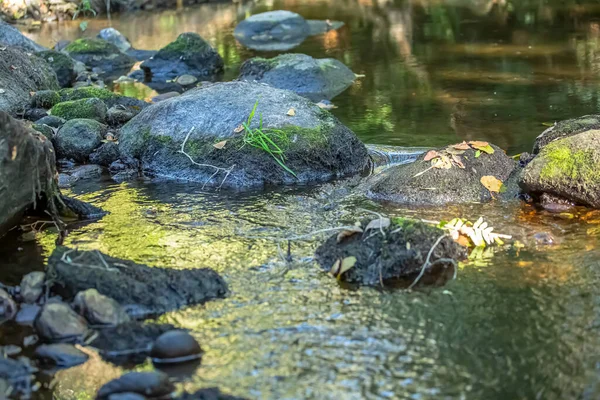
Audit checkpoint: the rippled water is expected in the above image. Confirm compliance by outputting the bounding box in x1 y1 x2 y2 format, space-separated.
8 0 600 399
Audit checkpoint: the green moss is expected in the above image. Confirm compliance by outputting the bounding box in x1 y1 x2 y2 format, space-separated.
50 98 107 122
32 124 54 139
64 38 115 54
38 51 74 69
539 142 600 185
158 33 212 58
268 125 329 148
31 90 60 109
59 87 117 102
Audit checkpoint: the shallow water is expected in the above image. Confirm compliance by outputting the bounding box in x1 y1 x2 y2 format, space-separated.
8 0 600 399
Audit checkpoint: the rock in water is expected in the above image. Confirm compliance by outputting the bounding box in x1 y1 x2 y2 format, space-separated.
34 343 89 367
234 11 310 51
54 119 106 162
73 289 130 326
20 272 45 304
367 142 516 205
64 38 135 76
35 302 88 342
0 356 35 397
97 28 132 53
239 53 356 101
139 33 223 82
37 51 78 88
47 247 227 317
532 114 600 154
0 289 17 323
0 112 60 236
520 129 600 208
179 388 249 400
0 47 59 115
119 81 369 189
150 330 202 364
0 21 46 52
96 371 175 399
90 142 120 166
315 218 467 286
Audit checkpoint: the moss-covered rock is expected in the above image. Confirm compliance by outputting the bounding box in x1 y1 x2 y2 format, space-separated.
90 141 120 166
57 86 148 110
367 142 517 205
50 98 108 122
54 118 106 162
119 81 369 188
32 123 55 139
533 114 600 153
36 50 77 88
521 129 600 208
239 53 356 101
139 32 223 83
31 90 60 109
64 38 135 75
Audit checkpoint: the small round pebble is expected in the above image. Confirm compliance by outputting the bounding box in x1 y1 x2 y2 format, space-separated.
150 330 202 364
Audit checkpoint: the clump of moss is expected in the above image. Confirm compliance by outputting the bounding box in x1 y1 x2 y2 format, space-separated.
64 38 116 54
32 124 54 139
50 98 108 123
31 90 60 109
157 33 213 58
38 51 75 70
539 142 600 185
59 87 117 102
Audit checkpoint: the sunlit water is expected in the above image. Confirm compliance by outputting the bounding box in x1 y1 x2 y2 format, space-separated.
7 1 600 399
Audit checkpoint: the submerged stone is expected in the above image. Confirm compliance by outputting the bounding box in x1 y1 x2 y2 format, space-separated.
150 330 202 364
179 388 249 400
50 98 108 122
96 371 175 399
35 302 88 342
73 289 131 326
34 343 89 367
118 81 369 189
239 53 356 101
234 11 310 51
0 355 35 397
54 118 105 162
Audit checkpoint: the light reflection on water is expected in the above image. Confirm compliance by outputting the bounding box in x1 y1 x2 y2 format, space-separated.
9 0 600 398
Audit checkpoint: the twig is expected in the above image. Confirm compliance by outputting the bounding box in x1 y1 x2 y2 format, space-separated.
408 234 448 289
358 208 387 237
178 128 235 189
242 226 359 242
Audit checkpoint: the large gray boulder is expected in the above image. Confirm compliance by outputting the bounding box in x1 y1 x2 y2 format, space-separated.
367 142 516 205
119 81 369 188
532 114 600 153
234 10 310 51
0 47 59 115
239 53 356 101
0 21 45 52
0 112 59 236
521 129 600 208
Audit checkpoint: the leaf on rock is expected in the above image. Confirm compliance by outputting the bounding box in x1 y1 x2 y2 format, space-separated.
286 108 296 116
336 226 363 243
474 150 482 158
330 256 357 278
451 154 465 168
480 175 504 193
432 155 452 169
423 150 440 161
213 140 227 149
365 217 391 232
233 125 244 133
469 141 494 154
10 146 17 160
453 141 470 150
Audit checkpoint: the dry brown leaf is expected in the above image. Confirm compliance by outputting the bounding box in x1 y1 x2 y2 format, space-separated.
469 141 495 154
233 125 244 134
480 175 503 193
423 150 440 161
451 154 465 168
11 146 17 160
432 155 452 169
286 108 296 116
453 141 470 150
445 147 465 155
213 140 227 149
365 217 391 232
336 226 363 243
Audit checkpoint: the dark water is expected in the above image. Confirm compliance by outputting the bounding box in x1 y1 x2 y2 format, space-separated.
8 1 600 399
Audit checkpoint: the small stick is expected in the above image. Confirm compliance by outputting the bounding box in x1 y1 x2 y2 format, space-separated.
408 234 448 289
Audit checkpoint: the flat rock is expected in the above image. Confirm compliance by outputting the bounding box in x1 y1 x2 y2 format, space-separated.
34 343 89 367
234 11 310 51
96 371 175 399
34 302 88 342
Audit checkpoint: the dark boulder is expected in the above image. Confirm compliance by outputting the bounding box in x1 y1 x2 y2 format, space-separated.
50 97 108 122
139 33 223 84
107 106 136 126
54 119 106 162
97 27 156 62
118 81 369 189
0 47 59 115
367 142 516 205
35 302 89 342
90 142 120 166
37 51 78 88
234 11 310 51
239 54 356 101
532 115 600 154
521 129 600 208
73 289 131 326
315 218 467 286
64 38 135 76
0 21 45 52
58 195 107 220
96 371 175 399
46 247 228 317
34 343 89 367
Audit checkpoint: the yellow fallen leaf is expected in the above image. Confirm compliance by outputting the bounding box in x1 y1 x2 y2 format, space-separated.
213 140 227 149
286 108 296 116
469 141 495 154
331 256 358 279
432 155 452 169
480 175 503 193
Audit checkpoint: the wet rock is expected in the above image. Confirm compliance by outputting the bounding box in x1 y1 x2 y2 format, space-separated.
315 218 467 286
34 343 88 367
540 192 575 213
35 115 66 128
50 97 108 122
96 371 175 399
24 107 48 121
20 272 45 304
47 247 227 317
176 74 198 86
533 115 600 154
107 106 136 125
152 91 180 102
521 130 600 208
150 330 202 364
31 90 60 109
73 289 130 326
54 118 106 162
37 50 77 88
90 322 174 365
15 304 41 325
139 33 223 83
119 81 369 189
367 142 516 205
180 388 249 400
98 28 132 53
533 232 556 246
234 11 310 51
0 356 35 397
0 20 45 52
108 393 147 400
58 164 103 188
0 289 17 322
32 123 54 139
239 53 356 101
59 195 107 220
90 142 120 166
0 47 59 114
0 112 60 236
34 302 88 342
64 38 136 76
58 86 149 110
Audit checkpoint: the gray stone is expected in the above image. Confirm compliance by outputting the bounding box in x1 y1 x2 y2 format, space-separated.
20 271 45 304
96 371 175 399
73 289 130 326
532 114 600 153
34 343 88 367
239 53 356 101
98 28 132 53
119 81 369 189
64 38 135 75
107 106 136 125
234 11 310 51
0 21 45 52
37 50 77 88
150 330 201 364
35 302 88 342
35 115 66 128
306 19 345 35
54 118 105 162
0 356 34 397
90 142 120 167
108 393 147 400
30 90 60 109
15 304 41 325
0 289 16 323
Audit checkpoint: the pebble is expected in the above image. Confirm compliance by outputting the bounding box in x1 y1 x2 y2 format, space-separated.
150 330 202 364
96 371 174 399
35 302 88 342
19 272 45 304
73 289 130 326
15 304 41 325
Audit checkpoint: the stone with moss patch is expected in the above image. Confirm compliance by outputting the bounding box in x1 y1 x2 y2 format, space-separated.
533 114 600 153
54 118 106 162
64 38 135 75
31 90 60 109
521 129 600 207
239 53 356 101
50 98 107 122
119 81 368 188
58 87 148 110
32 123 55 139
37 50 76 88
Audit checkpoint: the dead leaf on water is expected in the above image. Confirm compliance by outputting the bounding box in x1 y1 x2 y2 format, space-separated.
423 150 440 161
286 108 296 116
480 175 504 193
337 226 363 243
213 140 227 149
365 217 391 232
